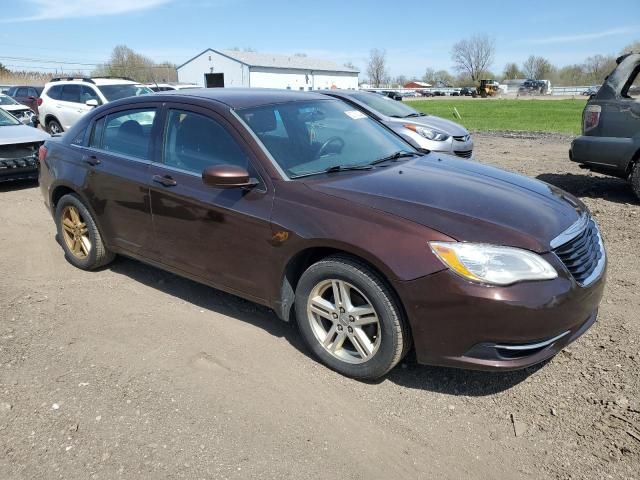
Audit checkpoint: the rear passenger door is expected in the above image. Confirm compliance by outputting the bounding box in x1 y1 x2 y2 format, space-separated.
80 104 161 255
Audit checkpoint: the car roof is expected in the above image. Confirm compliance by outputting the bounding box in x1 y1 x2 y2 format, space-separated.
45 78 140 87
158 87 331 109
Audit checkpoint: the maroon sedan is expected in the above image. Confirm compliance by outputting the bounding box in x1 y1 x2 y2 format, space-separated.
38 89 606 379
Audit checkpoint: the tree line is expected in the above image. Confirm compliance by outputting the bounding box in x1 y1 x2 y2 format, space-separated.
366 38 640 88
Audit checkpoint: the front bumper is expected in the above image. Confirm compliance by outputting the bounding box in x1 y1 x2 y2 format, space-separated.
393 253 606 371
0 155 39 182
400 130 474 159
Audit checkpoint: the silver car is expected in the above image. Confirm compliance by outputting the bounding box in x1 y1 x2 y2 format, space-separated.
0 107 49 182
320 90 473 158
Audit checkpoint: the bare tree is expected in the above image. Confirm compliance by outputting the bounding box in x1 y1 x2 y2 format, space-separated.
503 62 522 80
622 41 640 54
450 34 495 82
522 55 553 79
93 45 177 83
367 49 387 87
583 54 616 84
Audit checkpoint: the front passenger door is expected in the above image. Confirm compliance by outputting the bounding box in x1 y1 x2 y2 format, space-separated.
149 106 275 300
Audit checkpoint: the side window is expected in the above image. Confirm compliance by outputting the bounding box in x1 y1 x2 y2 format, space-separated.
28 88 39 97
163 109 250 174
89 117 105 148
626 68 640 100
47 85 62 100
71 128 86 146
101 109 156 160
16 87 28 97
60 85 81 103
80 85 101 104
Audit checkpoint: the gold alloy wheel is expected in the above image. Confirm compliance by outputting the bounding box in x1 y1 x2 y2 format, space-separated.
60 205 91 259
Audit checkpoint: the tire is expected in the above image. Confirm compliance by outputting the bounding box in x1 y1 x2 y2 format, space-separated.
54 194 114 270
631 161 640 201
294 255 410 379
46 118 63 134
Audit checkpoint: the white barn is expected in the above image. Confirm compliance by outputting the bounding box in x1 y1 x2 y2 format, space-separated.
177 49 359 91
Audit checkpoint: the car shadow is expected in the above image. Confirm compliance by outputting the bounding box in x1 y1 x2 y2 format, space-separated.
106 256 545 396
537 173 637 205
383 359 546 396
0 179 38 193
107 256 310 357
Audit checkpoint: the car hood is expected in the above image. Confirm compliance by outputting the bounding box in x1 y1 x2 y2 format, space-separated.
0 124 49 145
305 154 585 252
0 105 30 112
385 114 469 136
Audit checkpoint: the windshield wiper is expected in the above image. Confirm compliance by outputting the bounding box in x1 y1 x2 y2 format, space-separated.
369 151 421 166
290 164 373 179
403 112 426 118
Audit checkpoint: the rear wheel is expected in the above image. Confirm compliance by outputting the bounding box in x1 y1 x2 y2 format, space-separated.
295 255 409 379
631 161 640 201
54 194 114 270
47 118 63 134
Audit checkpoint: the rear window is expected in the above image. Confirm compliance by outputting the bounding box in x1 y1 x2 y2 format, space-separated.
97 84 153 102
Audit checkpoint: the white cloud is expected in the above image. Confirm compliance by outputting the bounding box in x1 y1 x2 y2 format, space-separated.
3 0 170 22
527 26 638 45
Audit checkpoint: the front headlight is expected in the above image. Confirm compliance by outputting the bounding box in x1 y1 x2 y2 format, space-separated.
404 124 450 142
429 242 557 286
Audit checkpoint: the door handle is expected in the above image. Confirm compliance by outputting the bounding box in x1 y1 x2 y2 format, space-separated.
153 174 177 187
82 154 101 166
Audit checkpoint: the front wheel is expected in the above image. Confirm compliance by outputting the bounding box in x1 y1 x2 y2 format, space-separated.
295 255 409 379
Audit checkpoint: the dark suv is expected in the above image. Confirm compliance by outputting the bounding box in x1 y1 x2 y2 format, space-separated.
39 89 606 379
570 53 640 199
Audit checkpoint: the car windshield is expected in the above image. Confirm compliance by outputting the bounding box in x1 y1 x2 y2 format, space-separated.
349 92 425 118
0 108 20 126
0 95 19 106
97 84 153 101
238 99 415 178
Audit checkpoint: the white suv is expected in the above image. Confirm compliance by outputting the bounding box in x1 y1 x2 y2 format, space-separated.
39 77 153 134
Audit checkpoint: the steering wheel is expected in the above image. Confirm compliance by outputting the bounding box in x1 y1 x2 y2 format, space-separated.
316 136 345 158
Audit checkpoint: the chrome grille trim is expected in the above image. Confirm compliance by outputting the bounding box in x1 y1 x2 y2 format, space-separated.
551 215 606 287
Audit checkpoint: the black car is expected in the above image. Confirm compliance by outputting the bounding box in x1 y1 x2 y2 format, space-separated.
381 90 403 101
460 87 475 96
570 53 640 199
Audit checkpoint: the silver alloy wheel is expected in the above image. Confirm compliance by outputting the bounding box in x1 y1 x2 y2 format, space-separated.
49 121 62 134
306 279 381 364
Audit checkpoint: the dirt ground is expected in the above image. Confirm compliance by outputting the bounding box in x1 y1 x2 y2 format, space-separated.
0 133 638 480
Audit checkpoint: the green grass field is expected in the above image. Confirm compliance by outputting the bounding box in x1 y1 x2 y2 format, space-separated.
409 99 586 135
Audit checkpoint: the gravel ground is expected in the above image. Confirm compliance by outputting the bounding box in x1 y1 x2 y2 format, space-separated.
0 133 638 479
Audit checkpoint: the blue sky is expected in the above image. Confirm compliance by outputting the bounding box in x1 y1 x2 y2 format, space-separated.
1 0 638 79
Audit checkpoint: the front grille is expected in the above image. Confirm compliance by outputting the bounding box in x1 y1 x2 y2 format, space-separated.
0 155 38 171
454 150 472 158
452 135 469 142
553 218 604 285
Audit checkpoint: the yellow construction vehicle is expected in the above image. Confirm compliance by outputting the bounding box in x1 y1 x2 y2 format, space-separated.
474 79 500 98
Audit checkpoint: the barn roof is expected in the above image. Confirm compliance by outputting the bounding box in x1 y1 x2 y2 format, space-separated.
178 48 359 74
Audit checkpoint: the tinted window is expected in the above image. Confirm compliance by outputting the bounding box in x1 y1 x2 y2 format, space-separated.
80 85 101 104
349 91 422 118
28 88 39 97
101 109 156 160
16 87 28 97
163 109 249 174
47 85 63 100
89 117 105 148
60 85 81 103
0 108 20 126
97 84 153 101
625 68 640 100
71 128 86 146
239 99 411 178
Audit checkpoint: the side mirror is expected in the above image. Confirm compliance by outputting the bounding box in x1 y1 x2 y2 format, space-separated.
85 99 99 107
202 165 258 189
